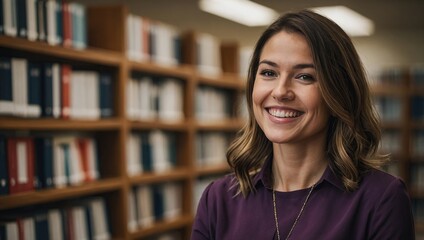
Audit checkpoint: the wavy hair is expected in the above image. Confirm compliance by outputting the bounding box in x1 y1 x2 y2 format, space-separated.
227 10 387 196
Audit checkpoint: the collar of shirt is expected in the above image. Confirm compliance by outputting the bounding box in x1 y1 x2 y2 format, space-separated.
252 156 346 192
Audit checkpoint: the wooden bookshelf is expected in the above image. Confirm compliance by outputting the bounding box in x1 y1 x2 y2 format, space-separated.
0 4 244 240
371 68 424 236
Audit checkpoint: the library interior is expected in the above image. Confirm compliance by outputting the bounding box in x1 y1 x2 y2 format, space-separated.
0 0 423 239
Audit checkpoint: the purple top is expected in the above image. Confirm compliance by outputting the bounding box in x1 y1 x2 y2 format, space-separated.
191 157 415 239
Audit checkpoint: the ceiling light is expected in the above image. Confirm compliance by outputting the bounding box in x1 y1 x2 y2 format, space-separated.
199 0 279 27
310 6 375 37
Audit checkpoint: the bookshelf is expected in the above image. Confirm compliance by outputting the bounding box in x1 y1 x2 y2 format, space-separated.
0 4 244 240
371 67 424 237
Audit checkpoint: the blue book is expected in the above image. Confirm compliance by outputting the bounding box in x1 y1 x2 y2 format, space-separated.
0 57 13 115
16 0 28 38
35 137 54 189
34 210 50 240
174 36 182 64
55 0 62 44
168 134 178 168
99 72 113 118
152 185 164 220
27 62 42 118
0 135 8 195
61 143 70 186
0 222 6 240
36 0 47 41
141 133 152 172
41 63 53 117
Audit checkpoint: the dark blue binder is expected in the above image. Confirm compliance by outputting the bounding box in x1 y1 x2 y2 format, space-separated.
99 72 114 118
0 135 9 195
41 63 53 117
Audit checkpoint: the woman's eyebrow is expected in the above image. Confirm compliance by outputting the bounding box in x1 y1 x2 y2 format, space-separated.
259 60 315 70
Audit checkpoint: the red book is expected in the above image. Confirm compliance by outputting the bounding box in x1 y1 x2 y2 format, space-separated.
17 219 24 240
61 64 72 119
7 137 35 194
62 1 73 48
76 138 91 182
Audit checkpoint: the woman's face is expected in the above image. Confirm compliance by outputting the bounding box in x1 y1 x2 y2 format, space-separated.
252 31 330 145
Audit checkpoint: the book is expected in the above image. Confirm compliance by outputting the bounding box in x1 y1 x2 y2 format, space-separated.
26 0 38 41
36 0 47 41
4 0 18 37
48 209 64 240
70 2 86 49
0 0 4 35
60 64 71 119
136 185 154 228
7 137 35 194
34 137 54 189
0 135 8 195
62 0 72 47
12 58 28 117
86 198 111 240
51 63 61 118
99 72 113 118
16 0 28 38
27 62 42 118
34 210 50 240
126 133 142 176
0 57 14 115
46 0 58 45
127 190 138 232
41 63 53 117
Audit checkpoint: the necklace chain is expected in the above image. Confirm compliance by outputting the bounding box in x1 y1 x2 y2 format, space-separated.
272 184 316 240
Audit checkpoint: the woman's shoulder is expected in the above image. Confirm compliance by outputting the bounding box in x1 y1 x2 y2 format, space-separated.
360 168 408 196
199 173 241 204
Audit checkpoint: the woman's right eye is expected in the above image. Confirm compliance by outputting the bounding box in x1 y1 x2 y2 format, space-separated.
259 69 277 78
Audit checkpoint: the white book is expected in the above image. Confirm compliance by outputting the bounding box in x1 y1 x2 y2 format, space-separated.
139 77 156 120
197 33 222 77
26 0 38 41
52 63 61 118
6 221 19 240
12 58 28 117
70 71 82 119
46 0 58 45
127 133 142 176
87 71 100 119
127 78 141 119
48 209 64 240
151 22 179 67
126 14 143 61
158 78 183 122
72 206 89 240
36 0 46 41
127 190 138 232
150 130 171 172
22 217 35 240
4 0 17 37
89 198 111 240
162 183 182 220
239 46 253 78
53 136 77 188
136 185 154 227
16 140 29 185
86 138 99 180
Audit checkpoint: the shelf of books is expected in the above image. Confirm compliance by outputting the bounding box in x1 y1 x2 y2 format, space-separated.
371 65 424 237
0 3 247 239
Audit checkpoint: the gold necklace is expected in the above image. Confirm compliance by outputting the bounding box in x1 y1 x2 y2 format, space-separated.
272 184 316 240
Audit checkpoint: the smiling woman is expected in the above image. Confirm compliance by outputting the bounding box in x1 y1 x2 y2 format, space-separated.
191 9 415 240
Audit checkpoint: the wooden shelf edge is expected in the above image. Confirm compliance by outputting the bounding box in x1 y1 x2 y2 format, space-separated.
0 118 123 130
129 61 193 79
129 120 189 131
0 36 123 66
129 168 192 184
197 73 245 89
0 178 123 210
129 215 193 239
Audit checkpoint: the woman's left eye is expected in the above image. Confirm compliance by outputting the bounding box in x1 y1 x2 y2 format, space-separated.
297 74 315 82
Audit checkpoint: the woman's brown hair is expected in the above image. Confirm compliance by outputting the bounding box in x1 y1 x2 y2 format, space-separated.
227 10 387 196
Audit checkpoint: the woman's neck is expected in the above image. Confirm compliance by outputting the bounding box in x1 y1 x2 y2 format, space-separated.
272 143 328 192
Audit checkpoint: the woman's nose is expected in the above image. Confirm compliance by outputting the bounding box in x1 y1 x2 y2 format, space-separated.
271 78 295 101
